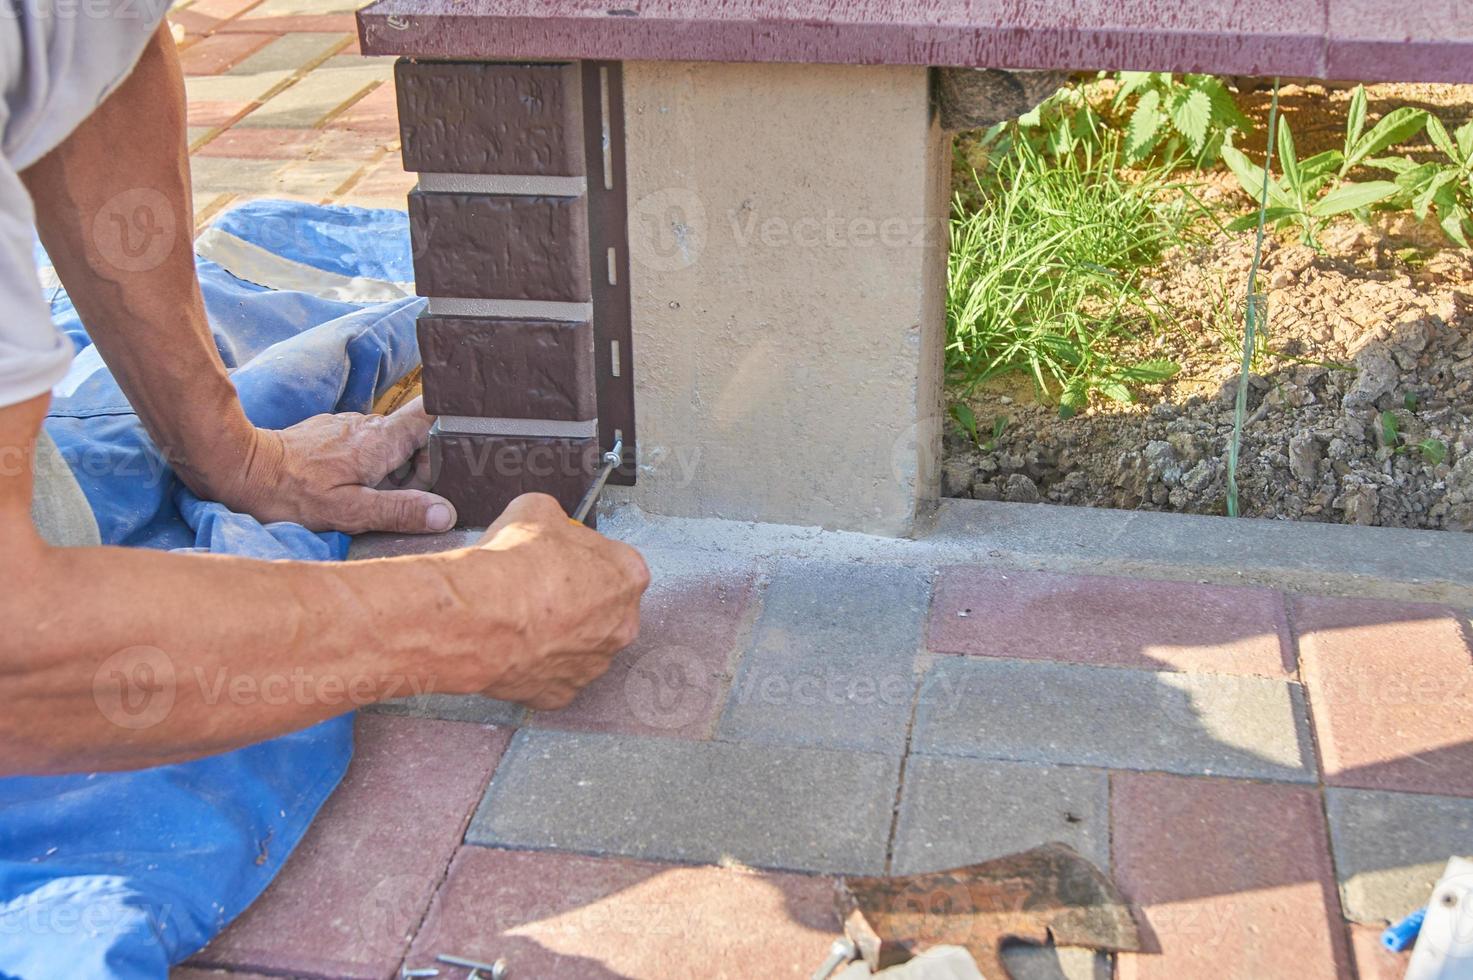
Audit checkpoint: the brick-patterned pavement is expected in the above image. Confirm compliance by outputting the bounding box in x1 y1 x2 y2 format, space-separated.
172 0 411 228
179 538 1473 978
166 10 1473 976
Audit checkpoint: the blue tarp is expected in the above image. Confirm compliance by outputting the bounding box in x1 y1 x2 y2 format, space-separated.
0 201 426 979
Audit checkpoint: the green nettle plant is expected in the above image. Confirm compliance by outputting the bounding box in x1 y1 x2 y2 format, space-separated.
1221 86 1427 247
1368 114 1473 247
1114 72 1252 167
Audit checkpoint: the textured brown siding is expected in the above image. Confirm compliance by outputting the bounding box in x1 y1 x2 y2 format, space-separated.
418 315 596 420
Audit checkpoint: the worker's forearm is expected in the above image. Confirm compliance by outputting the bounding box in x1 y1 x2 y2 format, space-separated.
3 540 522 775
20 24 255 493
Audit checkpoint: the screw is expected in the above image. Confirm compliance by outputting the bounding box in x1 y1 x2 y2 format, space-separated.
401 970 440 979
437 953 509 980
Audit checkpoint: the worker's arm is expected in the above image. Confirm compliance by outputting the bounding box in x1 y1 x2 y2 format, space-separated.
1 392 648 776
20 24 449 534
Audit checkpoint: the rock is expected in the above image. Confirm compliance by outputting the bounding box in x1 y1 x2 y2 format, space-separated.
941 458 974 497
1002 473 1040 503
1338 485 1380 525
1288 432 1321 483
1447 454 1473 504
1343 341 1398 413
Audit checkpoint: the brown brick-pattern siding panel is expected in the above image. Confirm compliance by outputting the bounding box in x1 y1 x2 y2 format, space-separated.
409 191 590 302
396 60 585 176
418 315 596 420
430 433 597 525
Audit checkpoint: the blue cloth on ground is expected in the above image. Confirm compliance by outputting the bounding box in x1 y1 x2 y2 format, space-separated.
0 201 425 979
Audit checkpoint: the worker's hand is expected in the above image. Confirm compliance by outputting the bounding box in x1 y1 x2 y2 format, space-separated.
211 397 456 534
470 493 649 710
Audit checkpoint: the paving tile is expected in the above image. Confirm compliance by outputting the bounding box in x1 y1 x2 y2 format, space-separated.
185 70 294 107
468 729 900 874
237 66 385 128
1349 924 1412 980
327 80 399 140
170 0 263 36
226 31 347 75
365 692 526 726
401 848 839 979
247 0 360 15
187 99 251 127
1294 596 1473 796
912 657 1316 782
270 157 369 202
891 756 1110 874
178 32 276 75
1324 786 1473 923
194 126 321 158
927 567 1292 677
171 970 279 980
1112 772 1350 980
190 714 511 979
336 157 415 208
531 573 754 739
216 12 360 34
718 561 930 754
190 156 285 200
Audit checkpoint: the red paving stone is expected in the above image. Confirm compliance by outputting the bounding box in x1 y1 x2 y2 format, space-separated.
188 100 253 128
1293 596 1473 797
1112 772 1351 980
402 847 839 979
194 126 323 158
329 81 400 141
531 574 755 739
217 13 360 33
1349 924 1412 980
171 0 264 36
190 714 511 979
927 568 1293 677
179 32 277 75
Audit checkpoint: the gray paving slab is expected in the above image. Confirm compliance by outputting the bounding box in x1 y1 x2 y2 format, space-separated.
717 561 931 753
467 729 900 874
1325 787 1473 923
892 756 1110 874
226 32 346 76
364 693 525 726
912 657 1316 782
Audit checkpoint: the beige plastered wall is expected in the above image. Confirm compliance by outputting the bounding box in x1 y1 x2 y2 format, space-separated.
611 61 949 536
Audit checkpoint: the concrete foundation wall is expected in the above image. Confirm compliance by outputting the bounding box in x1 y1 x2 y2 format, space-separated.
614 61 948 536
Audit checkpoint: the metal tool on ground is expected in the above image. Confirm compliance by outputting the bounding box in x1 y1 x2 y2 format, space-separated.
571 437 623 523
436 952 509 980
824 842 1141 980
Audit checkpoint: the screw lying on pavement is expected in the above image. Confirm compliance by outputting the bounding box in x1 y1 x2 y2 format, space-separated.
400 969 439 979
436 953 509 980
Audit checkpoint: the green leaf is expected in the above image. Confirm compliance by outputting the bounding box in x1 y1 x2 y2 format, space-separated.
1278 118 1302 199
1309 180 1401 217
1096 380 1133 403
1427 115 1460 162
1169 87 1213 154
1221 142 1289 209
1347 107 1429 170
1456 120 1473 164
1365 155 1418 175
949 402 979 442
1413 170 1459 221
1197 75 1253 132
1300 150 1344 181
1380 410 1400 445
1404 392 1420 411
1344 85 1368 158
1438 204 1471 248
1419 439 1448 466
1119 359 1181 382
1227 207 1299 231
1125 89 1164 162
1114 70 1154 107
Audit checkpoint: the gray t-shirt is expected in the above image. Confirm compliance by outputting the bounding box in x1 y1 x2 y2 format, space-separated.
1 0 165 408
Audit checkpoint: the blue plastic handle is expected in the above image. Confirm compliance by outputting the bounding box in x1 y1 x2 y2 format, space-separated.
1382 907 1426 953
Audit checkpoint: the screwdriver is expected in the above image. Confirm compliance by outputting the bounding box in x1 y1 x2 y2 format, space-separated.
570 438 623 524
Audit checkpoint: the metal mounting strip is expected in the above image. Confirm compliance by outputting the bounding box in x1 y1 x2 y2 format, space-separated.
581 60 636 486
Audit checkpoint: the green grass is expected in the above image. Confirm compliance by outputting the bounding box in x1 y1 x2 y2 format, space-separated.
946 132 1194 414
